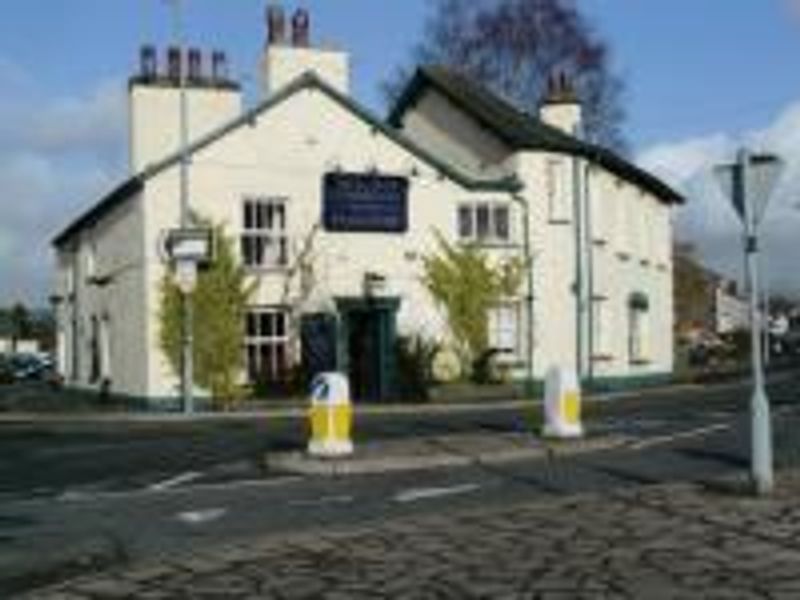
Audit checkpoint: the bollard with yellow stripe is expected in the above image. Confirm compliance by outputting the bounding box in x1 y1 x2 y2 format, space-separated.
307 372 354 457
542 365 584 439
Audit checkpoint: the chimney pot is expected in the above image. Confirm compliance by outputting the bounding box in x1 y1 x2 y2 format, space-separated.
187 48 202 82
140 45 157 80
291 9 310 47
167 46 182 82
267 4 286 46
211 50 228 84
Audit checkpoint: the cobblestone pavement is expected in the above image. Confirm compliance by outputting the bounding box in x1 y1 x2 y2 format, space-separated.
21 469 800 599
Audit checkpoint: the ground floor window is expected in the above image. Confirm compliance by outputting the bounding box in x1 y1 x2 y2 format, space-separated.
488 302 520 355
245 307 289 385
592 298 610 356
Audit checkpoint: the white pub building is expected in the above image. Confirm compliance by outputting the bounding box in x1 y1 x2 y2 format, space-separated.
52 6 682 405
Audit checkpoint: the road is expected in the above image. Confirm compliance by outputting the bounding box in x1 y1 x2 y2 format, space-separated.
1 373 799 595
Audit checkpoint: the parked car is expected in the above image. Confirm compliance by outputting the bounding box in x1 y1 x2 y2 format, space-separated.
8 353 53 381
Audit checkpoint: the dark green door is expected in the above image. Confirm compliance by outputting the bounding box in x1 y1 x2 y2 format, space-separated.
337 297 400 402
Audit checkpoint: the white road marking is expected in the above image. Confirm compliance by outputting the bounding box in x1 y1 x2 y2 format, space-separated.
289 495 354 507
394 483 481 504
148 471 203 492
629 422 732 450
176 508 227 524
48 475 305 505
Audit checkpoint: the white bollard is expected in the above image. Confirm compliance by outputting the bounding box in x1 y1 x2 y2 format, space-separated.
542 366 583 439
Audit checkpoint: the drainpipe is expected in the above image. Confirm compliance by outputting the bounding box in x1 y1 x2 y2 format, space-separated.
511 188 535 396
572 154 586 382
584 163 594 385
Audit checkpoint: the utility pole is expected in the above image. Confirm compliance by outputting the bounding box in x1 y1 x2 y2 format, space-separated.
715 148 784 495
172 0 193 414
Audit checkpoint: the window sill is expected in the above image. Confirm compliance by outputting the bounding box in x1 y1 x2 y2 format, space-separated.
458 240 520 250
592 238 608 247
616 252 632 262
639 259 651 267
244 265 289 274
591 354 614 363
548 218 571 226
629 358 652 366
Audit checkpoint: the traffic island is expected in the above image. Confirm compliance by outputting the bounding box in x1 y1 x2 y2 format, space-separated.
265 431 631 476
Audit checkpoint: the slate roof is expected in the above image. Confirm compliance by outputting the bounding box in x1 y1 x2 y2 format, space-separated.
389 66 684 205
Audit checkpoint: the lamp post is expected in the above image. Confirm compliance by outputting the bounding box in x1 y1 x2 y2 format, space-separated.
170 0 194 413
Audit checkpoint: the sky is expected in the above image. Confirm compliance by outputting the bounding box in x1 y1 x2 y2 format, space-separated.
1 0 800 306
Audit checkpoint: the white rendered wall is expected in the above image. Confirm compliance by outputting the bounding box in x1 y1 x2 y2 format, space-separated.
398 90 514 179
261 46 349 97
54 193 149 397
141 87 520 398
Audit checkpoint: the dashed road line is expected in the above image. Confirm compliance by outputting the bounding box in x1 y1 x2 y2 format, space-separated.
628 423 732 450
176 507 228 524
148 471 203 492
394 483 481 503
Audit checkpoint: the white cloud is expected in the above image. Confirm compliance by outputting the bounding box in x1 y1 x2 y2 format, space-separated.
0 57 126 306
637 101 800 297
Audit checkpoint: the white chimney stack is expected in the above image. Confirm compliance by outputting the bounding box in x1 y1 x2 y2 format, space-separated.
260 5 349 97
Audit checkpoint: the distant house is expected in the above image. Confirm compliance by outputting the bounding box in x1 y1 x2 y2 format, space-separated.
674 245 755 343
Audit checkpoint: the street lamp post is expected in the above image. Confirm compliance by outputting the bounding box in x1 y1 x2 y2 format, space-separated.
170 0 194 414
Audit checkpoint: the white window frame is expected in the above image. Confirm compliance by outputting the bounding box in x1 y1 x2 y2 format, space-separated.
629 305 650 364
245 307 290 384
488 301 521 355
241 197 289 269
456 202 512 245
546 158 571 223
592 298 610 357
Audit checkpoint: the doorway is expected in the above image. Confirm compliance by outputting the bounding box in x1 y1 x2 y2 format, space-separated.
336 297 400 402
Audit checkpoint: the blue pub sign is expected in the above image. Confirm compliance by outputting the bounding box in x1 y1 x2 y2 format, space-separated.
322 172 409 233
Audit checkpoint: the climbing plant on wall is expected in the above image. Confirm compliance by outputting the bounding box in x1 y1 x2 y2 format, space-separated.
422 232 524 380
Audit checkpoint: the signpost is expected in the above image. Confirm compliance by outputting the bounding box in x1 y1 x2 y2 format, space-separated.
715 148 784 495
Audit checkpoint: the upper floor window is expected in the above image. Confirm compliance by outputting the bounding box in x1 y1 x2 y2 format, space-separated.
546 158 571 223
457 203 511 244
241 197 288 268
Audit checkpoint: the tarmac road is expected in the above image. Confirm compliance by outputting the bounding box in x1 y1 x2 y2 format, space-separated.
1 373 799 595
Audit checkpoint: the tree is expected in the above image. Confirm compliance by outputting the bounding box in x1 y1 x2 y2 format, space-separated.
673 243 716 340
384 0 627 150
10 302 32 353
159 220 256 410
422 233 524 379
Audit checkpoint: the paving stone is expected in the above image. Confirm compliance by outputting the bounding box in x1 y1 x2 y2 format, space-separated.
28 469 800 599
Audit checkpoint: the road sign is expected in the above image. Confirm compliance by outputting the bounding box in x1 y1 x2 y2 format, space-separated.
175 258 198 294
715 152 784 229
749 154 784 226
714 163 744 222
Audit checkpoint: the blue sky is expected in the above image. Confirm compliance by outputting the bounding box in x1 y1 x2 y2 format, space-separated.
2 0 800 304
